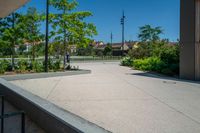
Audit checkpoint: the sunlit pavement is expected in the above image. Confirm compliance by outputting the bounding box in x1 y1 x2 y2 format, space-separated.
10 62 200 133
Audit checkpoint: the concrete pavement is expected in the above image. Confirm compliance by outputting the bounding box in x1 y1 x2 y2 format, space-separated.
10 62 200 133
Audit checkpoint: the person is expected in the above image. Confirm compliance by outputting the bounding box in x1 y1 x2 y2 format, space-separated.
66 52 70 63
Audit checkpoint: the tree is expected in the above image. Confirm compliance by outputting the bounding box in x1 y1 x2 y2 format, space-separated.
103 44 112 56
0 13 25 70
23 7 44 61
49 0 97 68
138 25 163 42
18 44 27 55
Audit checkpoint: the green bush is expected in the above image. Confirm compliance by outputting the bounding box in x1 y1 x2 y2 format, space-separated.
32 61 44 72
133 57 179 76
128 41 180 76
121 57 133 66
53 60 61 71
2 60 12 71
48 58 61 71
128 42 151 59
133 57 165 72
159 44 179 65
17 59 28 72
48 58 54 70
0 60 9 74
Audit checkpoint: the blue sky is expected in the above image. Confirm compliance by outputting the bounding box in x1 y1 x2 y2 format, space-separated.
18 0 180 43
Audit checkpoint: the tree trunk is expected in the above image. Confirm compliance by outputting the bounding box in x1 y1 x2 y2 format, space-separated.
32 42 35 61
11 46 15 71
63 35 67 70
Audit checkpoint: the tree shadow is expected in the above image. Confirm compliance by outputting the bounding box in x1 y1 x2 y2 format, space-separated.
129 72 200 85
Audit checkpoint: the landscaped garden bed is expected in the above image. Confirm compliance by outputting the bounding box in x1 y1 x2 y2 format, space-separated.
121 25 179 77
0 59 79 75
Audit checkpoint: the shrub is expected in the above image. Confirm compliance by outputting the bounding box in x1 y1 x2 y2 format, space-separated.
133 57 165 72
128 42 151 59
159 44 179 65
17 59 28 72
53 60 61 71
2 60 12 71
129 41 180 76
48 58 61 71
48 58 54 70
0 60 8 74
121 57 133 66
32 61 44 72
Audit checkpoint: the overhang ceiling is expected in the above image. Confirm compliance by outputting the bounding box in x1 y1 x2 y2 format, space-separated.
0 0 30 18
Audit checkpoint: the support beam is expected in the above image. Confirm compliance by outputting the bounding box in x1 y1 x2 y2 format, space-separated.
180 0 200 80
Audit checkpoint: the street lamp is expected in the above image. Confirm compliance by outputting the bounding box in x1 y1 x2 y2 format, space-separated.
121 11 125 56
45 0 49 72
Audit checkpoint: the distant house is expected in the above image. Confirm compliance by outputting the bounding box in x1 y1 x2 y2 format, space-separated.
69 45 77 54
111 43 131 51
93 42 136 56
92 41 105 49
15 41 44 53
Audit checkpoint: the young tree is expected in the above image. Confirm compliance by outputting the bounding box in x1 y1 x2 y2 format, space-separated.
23 7 44 61
0 13 25 70
138 25 163 42
49 0 97 68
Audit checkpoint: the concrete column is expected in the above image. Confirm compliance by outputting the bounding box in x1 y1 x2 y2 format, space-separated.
180 0 200 80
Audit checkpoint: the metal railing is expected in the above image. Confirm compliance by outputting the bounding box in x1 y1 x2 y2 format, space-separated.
0 95 25 133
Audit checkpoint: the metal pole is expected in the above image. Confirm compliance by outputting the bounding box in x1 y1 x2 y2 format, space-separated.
1 96 4 133
121 11 125 56
111 32 113 45
45 0 49 72
21 112 25 133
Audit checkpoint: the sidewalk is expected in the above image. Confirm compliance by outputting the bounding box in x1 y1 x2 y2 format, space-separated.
10 62 200 133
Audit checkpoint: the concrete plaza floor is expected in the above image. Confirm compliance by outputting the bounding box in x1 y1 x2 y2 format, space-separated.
10 62 200 133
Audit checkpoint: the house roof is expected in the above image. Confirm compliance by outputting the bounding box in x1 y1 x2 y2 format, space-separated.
111 42 134 49
0 0 30 18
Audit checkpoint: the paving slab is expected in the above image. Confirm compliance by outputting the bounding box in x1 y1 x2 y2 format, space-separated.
10 62 200 133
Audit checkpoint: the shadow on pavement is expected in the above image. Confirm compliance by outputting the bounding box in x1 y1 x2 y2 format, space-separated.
130 72 200 85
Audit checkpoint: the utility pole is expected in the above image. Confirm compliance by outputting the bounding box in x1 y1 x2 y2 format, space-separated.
111 32 113 45
45 0 49 72
120 11 125 56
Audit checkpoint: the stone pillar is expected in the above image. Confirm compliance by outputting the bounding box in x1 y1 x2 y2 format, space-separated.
180 0 200 80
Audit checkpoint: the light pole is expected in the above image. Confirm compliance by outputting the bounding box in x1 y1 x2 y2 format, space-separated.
45 0 49 72
111 32 113 45
120 11 125 56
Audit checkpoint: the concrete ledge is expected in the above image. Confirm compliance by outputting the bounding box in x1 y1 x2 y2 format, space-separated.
0 70 91 81
0 78 111 133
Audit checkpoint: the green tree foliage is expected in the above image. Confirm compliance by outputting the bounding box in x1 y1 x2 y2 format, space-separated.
124 25 180 76
128 41 180 76
138 25 163 42
23 7 44 60
77 45 94 56
49 41 64 57
49 0 97 67
103 44 112 56
18 44 27 55
128 42 151 59
0 13 25 69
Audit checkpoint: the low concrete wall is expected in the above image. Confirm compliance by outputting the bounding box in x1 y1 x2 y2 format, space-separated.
0 78 110 133
0 70 91 81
